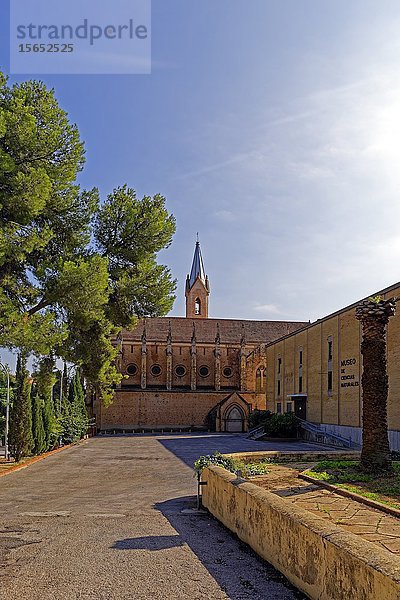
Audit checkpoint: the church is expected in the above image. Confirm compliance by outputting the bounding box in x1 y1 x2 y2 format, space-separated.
94 241 308 433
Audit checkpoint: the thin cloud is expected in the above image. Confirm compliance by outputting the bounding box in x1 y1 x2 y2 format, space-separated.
253 303 282 315
214 210 236 221
173 152 251 180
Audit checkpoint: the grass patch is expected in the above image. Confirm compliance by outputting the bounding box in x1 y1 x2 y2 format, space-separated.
0 456 26 474
304 460 400 510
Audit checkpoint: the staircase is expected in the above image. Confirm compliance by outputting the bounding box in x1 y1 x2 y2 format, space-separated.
297 419 361 449
247 425 266 440
247 419 361 449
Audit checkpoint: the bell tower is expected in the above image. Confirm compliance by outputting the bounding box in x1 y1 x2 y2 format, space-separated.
185 236 210 319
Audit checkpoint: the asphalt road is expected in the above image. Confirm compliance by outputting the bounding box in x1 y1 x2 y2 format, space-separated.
0 434 311 600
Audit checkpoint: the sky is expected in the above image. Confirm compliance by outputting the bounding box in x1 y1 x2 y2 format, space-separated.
1 0 400 338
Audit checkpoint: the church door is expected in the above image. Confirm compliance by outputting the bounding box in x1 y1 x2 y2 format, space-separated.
225 406 245 432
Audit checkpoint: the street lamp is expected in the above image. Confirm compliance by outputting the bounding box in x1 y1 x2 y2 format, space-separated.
0 363 11 461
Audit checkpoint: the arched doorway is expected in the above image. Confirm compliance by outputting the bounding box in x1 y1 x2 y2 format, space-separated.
224 405 245 432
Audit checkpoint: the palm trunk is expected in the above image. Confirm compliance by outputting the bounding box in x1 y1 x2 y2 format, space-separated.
356 298 396 472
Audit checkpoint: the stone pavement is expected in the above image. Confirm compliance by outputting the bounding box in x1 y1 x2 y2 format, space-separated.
0 434 313 600
252 465 400 555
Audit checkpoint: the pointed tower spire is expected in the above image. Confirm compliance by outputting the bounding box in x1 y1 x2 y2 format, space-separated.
189 239 206 288
185 236 210 318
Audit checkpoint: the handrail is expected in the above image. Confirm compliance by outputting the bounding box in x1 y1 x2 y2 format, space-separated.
248 424 265 436
247 424 266 439
297 419 360 448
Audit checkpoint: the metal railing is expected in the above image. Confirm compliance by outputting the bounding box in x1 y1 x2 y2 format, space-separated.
247 424 267 439
297 419 360 449
248 417 360 449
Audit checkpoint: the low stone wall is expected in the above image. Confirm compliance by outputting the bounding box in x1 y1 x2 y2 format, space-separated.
202 465 400 600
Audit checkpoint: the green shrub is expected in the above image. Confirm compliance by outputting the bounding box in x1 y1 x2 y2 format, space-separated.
248 409 272 429
245 461 271 475
194 452 242 476
194 451 270 477
263 412 299 438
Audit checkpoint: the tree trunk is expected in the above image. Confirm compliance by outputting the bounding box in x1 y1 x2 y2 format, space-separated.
356 298 396 472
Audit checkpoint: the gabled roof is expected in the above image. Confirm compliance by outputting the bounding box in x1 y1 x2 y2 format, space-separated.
189 240 206 288
121 317 309 345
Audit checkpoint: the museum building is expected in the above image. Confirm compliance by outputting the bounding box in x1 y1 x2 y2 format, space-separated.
94 241 307 433
264 281 400 450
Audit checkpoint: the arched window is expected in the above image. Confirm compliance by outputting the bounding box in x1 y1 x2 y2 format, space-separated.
195 298 201 315
263 368 267 392
256 368 262 393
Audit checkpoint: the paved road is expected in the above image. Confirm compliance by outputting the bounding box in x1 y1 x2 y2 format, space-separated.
0 434 311 600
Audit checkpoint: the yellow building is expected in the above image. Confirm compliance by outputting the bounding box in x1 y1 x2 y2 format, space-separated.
265 282 400 449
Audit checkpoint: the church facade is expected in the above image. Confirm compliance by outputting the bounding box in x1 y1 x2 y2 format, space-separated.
95 241 308 433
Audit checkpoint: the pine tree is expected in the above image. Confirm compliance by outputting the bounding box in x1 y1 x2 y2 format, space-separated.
32 392 46 455
9 355 34 462
0 75 176 405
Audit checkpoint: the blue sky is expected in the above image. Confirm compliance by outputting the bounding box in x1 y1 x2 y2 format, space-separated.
2 0 400 333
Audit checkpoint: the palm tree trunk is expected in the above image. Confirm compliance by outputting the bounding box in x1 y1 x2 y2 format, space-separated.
356 298 396 472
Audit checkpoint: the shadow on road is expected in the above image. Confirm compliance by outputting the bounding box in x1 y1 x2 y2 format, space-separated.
112 535 184 551
156 434 254 470
150 495 307 600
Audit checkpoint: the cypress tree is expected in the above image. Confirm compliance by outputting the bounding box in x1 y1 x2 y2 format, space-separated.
60 396 70 444
53 369 63 416
9 355 34 462
42 393 60 451
62 362 68 401
60 384 75 444
74 372 88 439
68 374 80 441
32 392 46 455
66 371 88 441
34 357 60 451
